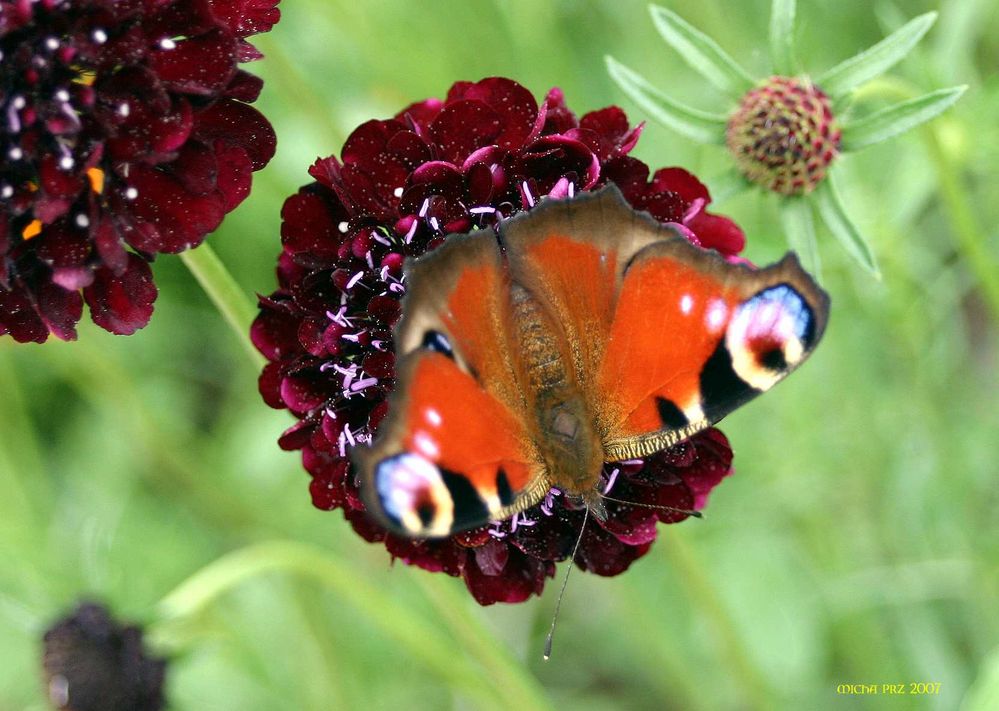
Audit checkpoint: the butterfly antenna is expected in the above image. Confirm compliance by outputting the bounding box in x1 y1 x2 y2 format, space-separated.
596 492 703 518
544 505 590 661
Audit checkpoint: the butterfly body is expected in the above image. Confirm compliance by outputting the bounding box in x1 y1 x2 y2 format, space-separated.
506 282 607 509
356 185 829 538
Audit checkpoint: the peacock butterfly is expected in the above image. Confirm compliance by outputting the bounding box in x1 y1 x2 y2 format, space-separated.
355 185 829 537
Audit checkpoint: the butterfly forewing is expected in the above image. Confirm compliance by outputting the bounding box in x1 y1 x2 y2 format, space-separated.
357 231 550 537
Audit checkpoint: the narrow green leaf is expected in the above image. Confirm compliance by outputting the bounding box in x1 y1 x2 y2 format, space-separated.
180 244 265 370
814 174 880 277
840 86 966 151
778 196 821 279
648 4 755 98
605 56 728 144
816 12 937 98
769 0 797 75
155 541 544 711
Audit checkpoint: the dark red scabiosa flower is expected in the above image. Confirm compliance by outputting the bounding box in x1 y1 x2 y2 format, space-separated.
42 602 166 711
0 0 280 343
253 78 740 604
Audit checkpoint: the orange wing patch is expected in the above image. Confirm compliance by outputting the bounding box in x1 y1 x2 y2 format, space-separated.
513 235 617 377
401 352 535 492
359 348 546 537
598 254 737 436
395 232 525 418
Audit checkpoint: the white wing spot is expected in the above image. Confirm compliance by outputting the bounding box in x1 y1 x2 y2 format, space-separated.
680 294 693 315
413 431 440 459
706 299 728 332
424 407 442 427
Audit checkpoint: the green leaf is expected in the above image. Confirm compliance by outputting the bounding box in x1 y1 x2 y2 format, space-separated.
769 0 797 75
840 85 966 151
813 173 880 277
648 4 755 98
816 11 937 98
605 56 728 144
778 196 821 279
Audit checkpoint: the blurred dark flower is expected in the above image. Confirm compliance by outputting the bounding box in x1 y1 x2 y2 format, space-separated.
1 0 280 342
42 602 166 711
253 77 738 604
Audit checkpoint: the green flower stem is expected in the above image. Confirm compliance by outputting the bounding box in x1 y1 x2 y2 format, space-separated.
923 128 999 324
413 574 555 711
153 541 540 711
660 533 773 711
179 244 264 370
850 79 999 323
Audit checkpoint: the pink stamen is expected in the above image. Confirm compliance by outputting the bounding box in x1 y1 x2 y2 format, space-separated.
522 181 535 207
345 271 365 290
341 330 367 343
349 377 378 392
682 197 706 223
470 206 495 215
510 512 536 532
603 467 620 494
326 307 353 327
540 487 562 516
404 219 418 244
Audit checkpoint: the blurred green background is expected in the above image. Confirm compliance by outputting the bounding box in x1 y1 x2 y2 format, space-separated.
2 0 998 708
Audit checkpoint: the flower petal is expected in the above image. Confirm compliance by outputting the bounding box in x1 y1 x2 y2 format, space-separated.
84 254 157 335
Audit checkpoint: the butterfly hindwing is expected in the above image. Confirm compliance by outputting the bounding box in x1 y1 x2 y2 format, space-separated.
356 232 549 537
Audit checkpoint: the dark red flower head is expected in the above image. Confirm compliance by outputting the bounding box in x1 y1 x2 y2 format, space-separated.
1 0 280 342
253 78 739 604
42 602 166 711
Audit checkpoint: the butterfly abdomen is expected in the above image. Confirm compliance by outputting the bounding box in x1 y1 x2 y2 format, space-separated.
508 283 604 495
